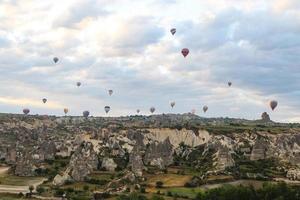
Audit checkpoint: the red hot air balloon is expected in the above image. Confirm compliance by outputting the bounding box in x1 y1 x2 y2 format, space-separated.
23 108 30 115
170 28 176 35
181 48 189 57
150 107 155 114
42 98 47 103
83 110 89 117
270 100 278 111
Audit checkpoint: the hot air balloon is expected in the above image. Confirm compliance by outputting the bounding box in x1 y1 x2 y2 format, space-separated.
76 82 81 87
270 100 278 111
170 28 176 35
203 105 208 113
108 90 113 96
136 109 140 114
23 108 30 115
83 110 89 117
104 106 110 113
150 107 155 114
181 48 189 57
191 109 196 114
64 108 69 115
53 57 59 63
228 82 232 87
42 98 47 104
170 101 175 108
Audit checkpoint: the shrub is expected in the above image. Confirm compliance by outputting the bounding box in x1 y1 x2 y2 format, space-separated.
155 181 164 188
151 194 165 200
83 185 89 191
140 187 146 193
36 186 45 194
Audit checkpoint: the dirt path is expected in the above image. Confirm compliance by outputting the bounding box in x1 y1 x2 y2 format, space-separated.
0 184 28 193
0 177 47 194
0 166 10 175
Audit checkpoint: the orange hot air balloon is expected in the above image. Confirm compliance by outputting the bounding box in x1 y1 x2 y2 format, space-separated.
64 108 69 115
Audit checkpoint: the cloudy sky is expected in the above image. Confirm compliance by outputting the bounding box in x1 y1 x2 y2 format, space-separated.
0 0 299 122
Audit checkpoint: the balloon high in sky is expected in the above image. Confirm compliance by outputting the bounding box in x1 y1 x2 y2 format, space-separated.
53 57 59 63
270 101 278 111
170 28 176 35
181 48 189 57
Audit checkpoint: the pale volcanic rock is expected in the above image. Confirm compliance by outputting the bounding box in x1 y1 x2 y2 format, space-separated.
101 158 118 171
146 128 210 148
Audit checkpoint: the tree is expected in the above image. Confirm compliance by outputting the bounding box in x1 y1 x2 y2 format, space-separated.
29 185 34 194
156 181 164 188
83 185 89 191
36 186 45 194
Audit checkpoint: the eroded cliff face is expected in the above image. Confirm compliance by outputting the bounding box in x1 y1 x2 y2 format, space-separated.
0 114 299 183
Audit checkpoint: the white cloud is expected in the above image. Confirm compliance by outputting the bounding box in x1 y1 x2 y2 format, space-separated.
0 0 299 121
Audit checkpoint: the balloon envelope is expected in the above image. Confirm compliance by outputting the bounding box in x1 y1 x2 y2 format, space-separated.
53 57 59 63
104 106 110 113
42 98 47 103
83 110 89 117
64 108 69 114
228 82 232 87
170 28 176 35
203 106 208 113
270 100 278 111
170 101 175 108
150 107 155 113
76 82 81 87
108 90 113 96
136 109 140 114
181 48 189 57
23 108 30 115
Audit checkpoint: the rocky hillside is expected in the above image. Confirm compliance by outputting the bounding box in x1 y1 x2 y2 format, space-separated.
0 113 299 192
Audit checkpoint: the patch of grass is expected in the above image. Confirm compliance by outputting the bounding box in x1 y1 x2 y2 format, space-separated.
0 174 45 186
146 174 193 188
152 187 203 199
